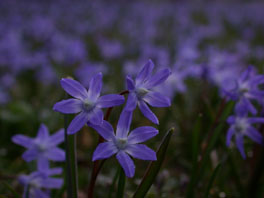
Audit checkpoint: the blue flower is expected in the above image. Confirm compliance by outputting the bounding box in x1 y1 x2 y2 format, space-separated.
12 124 65 170
226 113 264 159
225 66 264 115
125 60 171 124
19 167 63 198
53 73 125 134
88 110 158 178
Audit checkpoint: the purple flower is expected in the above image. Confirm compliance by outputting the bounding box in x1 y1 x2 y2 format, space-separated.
225 66 264 115
226 114 264 159
12 124 65 170
125 60 171 124
88 110 158 178
19 167 63 198
53 73 125 134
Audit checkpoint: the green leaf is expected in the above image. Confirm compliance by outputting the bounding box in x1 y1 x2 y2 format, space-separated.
203 163 222 198
1 181 20 198
186 101 234 198
133 128 174 198
116 167 126 198
108 168 119 198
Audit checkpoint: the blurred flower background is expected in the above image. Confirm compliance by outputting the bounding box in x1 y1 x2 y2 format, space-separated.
1 0 264 197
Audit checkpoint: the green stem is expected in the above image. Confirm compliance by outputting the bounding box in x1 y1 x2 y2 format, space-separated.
69 133 78 198
64 114 73 198
116 167 126 198
25 185 30 198
108 168 119 198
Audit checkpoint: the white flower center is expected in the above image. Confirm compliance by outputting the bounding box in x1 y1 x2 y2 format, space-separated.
116 138 128 150
82 99 95 112
136 87 149 99
37 143 47 152
234 118 248 134
239 82 249 95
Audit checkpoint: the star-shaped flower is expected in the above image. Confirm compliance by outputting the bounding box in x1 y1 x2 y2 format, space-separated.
19 167 63 198
12 124 65 170
88 110 158 177
225 66 264 115
226 113 264 159
53 73 125 134
125 60 171 124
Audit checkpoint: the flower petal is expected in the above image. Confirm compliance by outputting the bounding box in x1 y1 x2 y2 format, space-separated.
97 94 125 108
135 60 154 85
125 92 138 111
92 142 118 161
61 78 88 100
22 149 38 162
88 73 102 101
49 129 64 147
88 120 115 141
226 127 235 146
53 99 82 114
116 151 135 178
143 91 171 107
128 126 158 144
116 110 133 138
37 124 49 139
46 168 63 176
126 75 135 90
67 112 88 134
37 157 49 171
138 101 159 124
12 135 33 148
46 148 65 161
145 68 171 88
89 108 104 125
235 134 246 159
247 117 264 124
40 178 63 189
246 127 263 145
125 144 156 160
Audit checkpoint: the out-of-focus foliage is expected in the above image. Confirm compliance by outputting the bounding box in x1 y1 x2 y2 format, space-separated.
1 0 264 197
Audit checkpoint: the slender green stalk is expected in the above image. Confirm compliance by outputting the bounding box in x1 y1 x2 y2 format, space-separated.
203 163 222 198
108 168 119 198
69 133 78 198
133 128 174 198
186 100 233 198
25 185 30 198
116 167 126 198
64 114 73 198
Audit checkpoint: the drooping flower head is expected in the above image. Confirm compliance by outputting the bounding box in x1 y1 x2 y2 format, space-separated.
225 66 264 115
53 73 125 134
12 124 65 170
125 60 171 124
19 167 63 198
88 110 158 177
226 112 264 159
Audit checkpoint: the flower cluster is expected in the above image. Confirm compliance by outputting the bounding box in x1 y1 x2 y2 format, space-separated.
53 60 171 177
225 66 264 158
12 124 64 197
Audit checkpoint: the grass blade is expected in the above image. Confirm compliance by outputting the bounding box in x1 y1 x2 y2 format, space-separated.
2 181 20 198
116 167 126 198
133 128 174 198
203 163 222 198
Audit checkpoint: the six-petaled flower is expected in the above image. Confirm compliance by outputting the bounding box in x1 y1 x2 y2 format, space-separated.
53 73 125 134
12 124 65 170
88 110 158 177
125 60 171 124
19 167 63 198
226 113 264 159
